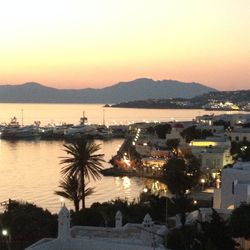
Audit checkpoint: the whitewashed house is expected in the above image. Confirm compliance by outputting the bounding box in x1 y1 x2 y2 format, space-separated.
25 206 167 250
190 137 233 171
213 161 250 210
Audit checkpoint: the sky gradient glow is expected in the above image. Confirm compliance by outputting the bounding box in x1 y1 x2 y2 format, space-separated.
0 0 249 90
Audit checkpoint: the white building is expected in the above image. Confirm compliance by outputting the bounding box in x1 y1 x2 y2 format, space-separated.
190 137 233 171
213 161 250 210
227 128 250 142
212 161 250 249
25 206 167 250
196 113 250 126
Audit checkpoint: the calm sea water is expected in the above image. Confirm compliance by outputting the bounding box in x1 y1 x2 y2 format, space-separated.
0 104 241 212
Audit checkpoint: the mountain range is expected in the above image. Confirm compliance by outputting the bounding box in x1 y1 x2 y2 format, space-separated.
0 78 217 103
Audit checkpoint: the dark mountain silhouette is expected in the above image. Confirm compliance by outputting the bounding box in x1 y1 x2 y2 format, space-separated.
0 78 217 103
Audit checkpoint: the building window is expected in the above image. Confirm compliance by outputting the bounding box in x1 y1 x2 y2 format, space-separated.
235 136 239 141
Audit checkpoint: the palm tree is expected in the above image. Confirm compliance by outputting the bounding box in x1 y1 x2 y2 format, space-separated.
54 174 95 211
60 139 104 209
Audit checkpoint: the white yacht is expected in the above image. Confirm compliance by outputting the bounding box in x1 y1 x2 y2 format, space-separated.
1 117 40 139
64 113 97 137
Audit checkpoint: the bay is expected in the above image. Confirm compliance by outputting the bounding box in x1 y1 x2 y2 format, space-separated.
0 103 242 212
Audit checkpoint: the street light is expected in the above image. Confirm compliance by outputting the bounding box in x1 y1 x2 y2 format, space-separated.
2 229 8 236
201 178 205 190
2 229 11 250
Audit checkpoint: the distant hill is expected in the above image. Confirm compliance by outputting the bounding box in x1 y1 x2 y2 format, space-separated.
192 90 250 103
0 78 217 103
111 89 250 109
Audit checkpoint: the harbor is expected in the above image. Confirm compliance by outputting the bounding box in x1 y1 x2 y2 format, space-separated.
0 103 249 212
0 113 129 140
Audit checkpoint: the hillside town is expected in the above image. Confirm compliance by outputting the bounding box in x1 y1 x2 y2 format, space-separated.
111 89 250 111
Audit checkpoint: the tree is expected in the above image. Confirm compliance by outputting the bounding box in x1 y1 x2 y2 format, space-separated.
155 124 172 139
230 141 250 161
199 209 236 250
146 126 155 135
60 139 104 209
229 202 250 239
163 156 201 197
54 174 95 212
0 200 57 250
181 126 213 143
167 225 199 250
185 155 201 189
163 157 187 196
163 156 201 226
166 139 180 155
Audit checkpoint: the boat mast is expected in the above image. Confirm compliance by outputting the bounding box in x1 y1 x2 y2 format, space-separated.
80 111 86 125
103 109 105 126
21 109 24 127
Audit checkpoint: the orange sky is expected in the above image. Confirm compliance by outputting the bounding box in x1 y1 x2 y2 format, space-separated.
0 0 249 90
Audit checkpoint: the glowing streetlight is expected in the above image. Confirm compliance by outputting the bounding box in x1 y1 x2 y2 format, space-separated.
2 229 11 250
201 178 205 190
2 229 8 236
143 187 148 193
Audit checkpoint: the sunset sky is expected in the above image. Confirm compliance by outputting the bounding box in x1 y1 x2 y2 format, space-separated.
0 0 249 90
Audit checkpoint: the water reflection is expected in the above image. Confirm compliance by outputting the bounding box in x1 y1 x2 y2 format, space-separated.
122 176 131 189
143 179 167 196
0 139 147 212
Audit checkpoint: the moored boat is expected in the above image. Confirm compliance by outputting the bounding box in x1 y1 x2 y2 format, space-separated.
1 117 40 139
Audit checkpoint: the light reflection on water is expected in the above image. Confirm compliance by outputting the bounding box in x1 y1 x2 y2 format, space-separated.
121 176 131 189
0 138 149 212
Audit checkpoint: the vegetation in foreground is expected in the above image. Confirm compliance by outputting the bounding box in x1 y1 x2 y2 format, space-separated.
1 199 250 250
